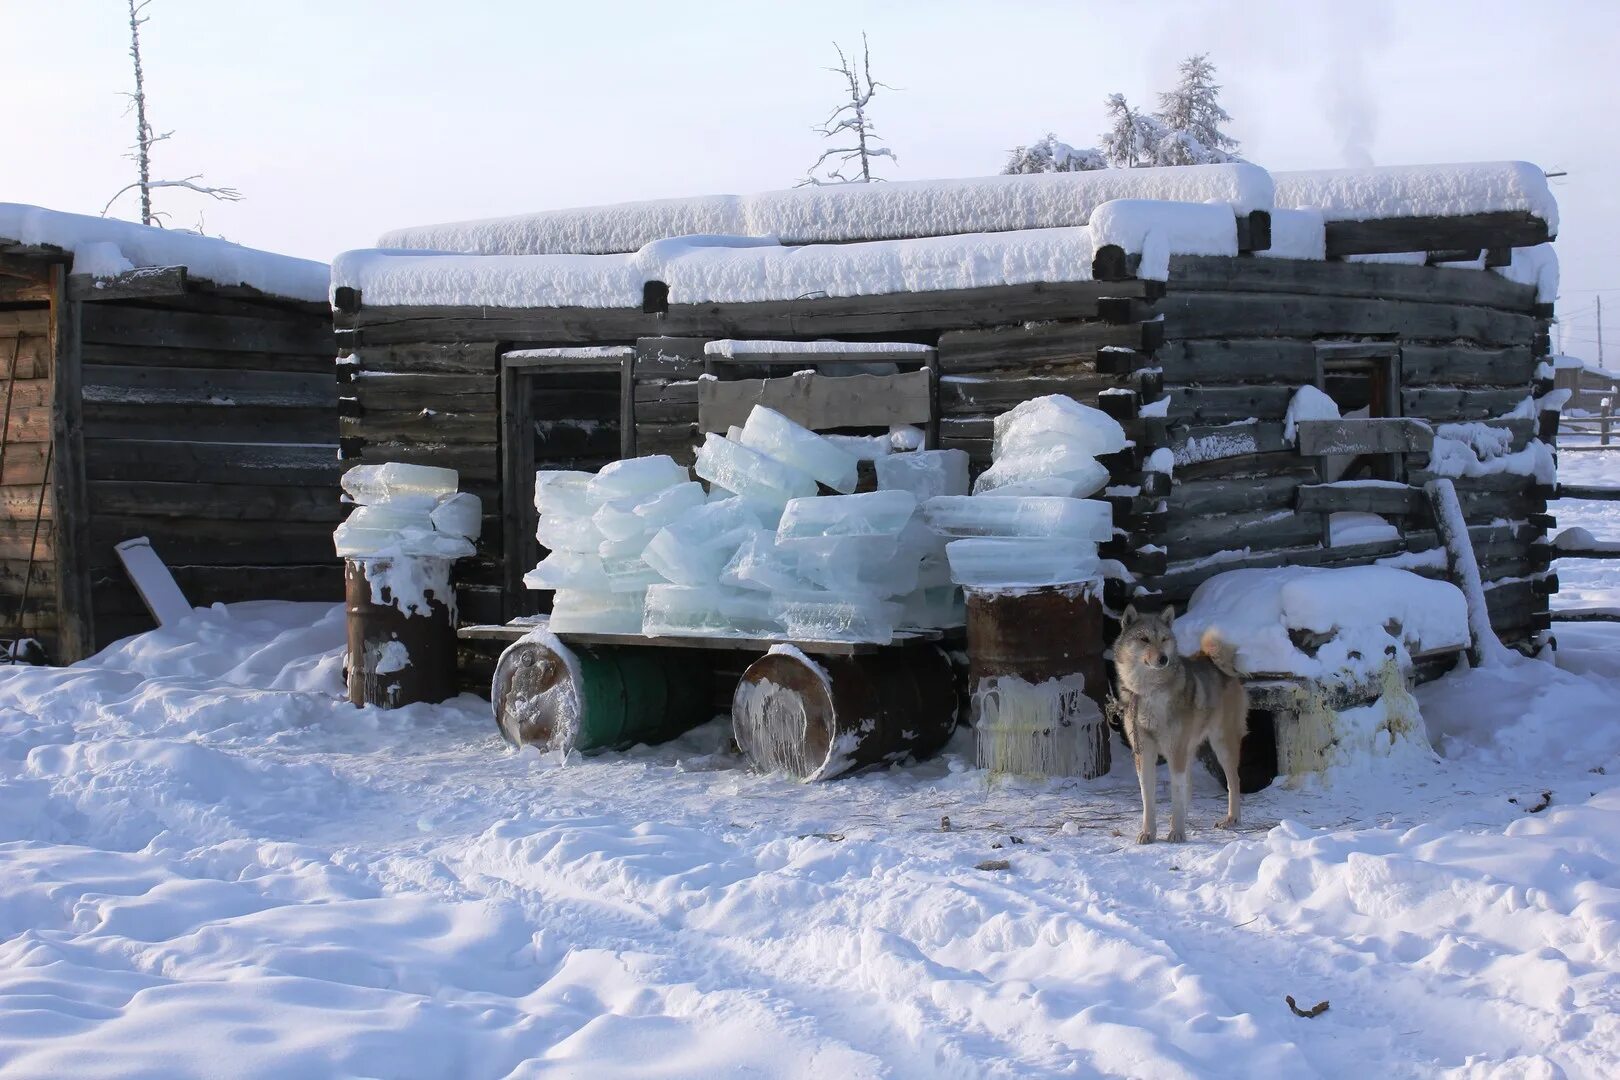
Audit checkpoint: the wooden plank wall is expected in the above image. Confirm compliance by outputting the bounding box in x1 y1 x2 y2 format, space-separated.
1150 255 1551 650
79 291 340 649
0 306 60 653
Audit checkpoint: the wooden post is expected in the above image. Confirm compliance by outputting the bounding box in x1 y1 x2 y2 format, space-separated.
1424 478 1494 667
1602 388 1615 447
49 264 93 663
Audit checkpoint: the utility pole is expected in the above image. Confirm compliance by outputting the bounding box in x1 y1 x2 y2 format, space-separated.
1599 294 1605 368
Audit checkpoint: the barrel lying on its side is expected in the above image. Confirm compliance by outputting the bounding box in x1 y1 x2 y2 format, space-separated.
732 643 959 782
492 632 715 754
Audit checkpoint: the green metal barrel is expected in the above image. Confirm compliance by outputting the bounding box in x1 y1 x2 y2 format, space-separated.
492 632 714 754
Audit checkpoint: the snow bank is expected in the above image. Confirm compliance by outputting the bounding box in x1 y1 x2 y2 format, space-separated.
0 202 329 302
1492 242 1559 303
1087 199 1238 278
1254 207 1326 261
1175 565 1469 679
1273 161 1558 232
378 164 1275 255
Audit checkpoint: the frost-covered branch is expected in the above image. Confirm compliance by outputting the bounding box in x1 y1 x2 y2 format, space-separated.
800 33 897 186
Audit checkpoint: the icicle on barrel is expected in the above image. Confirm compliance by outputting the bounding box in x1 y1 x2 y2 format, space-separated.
926 395 1124 780
334 463 480 707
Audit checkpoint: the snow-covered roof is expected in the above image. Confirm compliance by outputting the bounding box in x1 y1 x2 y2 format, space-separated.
1272 161 1558 232
0 203 330 303
377 165 1274 256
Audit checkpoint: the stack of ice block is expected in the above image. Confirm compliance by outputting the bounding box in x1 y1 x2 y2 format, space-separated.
921 396 1119 591
527 457 698 633
334 463 480 560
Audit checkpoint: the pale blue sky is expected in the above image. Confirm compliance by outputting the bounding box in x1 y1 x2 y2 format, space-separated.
4 0 1616 357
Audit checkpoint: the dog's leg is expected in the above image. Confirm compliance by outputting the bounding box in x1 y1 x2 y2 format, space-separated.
1212 728 1242 829
1165 747 1191 843
1133 734 1158 845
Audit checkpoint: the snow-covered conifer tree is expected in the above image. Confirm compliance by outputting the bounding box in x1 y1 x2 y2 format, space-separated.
1098 94 1171 169
1152 53 1241 165
801 34 896 185
1003 134 1106 175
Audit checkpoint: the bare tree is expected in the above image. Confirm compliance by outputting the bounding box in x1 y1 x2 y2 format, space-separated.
801 34 896 186
103 0 242 226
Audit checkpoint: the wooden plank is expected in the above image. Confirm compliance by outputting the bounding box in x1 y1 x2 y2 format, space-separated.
1297 482 1425 516
936 318 1157 374
1400 344 1536 388
1155 339 1318 385
1171 421 1292 469
80 342 335 375
81 363 334 408
83 403 338 443
67 266 188 303
350 342 500 375
340 439 499 482
1401 387 1530 423
1165 385 1296 424
51 268 93 662
1297 418 1434 456
85 440 343 487
1321 211 1551 259
1167 253 1539 311
704 347 936 367
1157 291 1536 346
88 562 342 617
347 279 1159 345
339 409 497 445
87 517 337 568
938 371 1117 413
1162 507 1325 562
87 481 342 523
80 304 333 355
698 369 932 432
1171 472 1315 519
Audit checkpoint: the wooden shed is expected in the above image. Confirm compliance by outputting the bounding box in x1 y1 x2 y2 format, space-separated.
0 205 340 661
331 162 1563 690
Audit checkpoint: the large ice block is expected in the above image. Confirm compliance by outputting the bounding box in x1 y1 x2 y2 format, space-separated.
341 462 459 507
524 550 611 591
972 444 1111 499
593 482 706 543
898 585 966 629
796 537 919 596
993 395 1128 458
775 490 918 545
333 523 475 559
533 471 596 517
548 589 646 634
693 434 819 509
535 513 604 553
770 594 900 644
922 496 1113 541
739 406 861 493
875 449 970 501
720 530 824 593
945 538 1101 588
601 553 668 593
976 476 1096 498
429 492 483 540
644 585 783 638
344 504 434 534
586 455 690 502
641 497 761 586
823 434 892 461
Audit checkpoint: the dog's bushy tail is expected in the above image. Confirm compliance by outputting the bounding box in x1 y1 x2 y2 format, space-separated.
1199 628 1243 678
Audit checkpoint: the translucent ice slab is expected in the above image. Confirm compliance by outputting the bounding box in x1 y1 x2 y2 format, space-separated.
535 512 604 554
875 449 970 501
693 434 819 509
739 406 861 494
429 492 483 540
533 471 596 517
586 455 690 502
795 537 919 597
972 444 1110 499
775 490 918 544
593 481 707 542
992 395 1128 458
641 497 761 586
644 585 783 638
341 462 459 506
523 550 611 592
770 593 900 644
720 531 824 593
945 538 1101 589
548 589 647 635
922 496 1113 541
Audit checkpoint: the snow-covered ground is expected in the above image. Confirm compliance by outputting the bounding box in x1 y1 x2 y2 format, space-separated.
0 459 1618 1077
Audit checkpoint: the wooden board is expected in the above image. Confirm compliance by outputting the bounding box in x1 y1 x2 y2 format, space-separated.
1320 211 1551 259
698 369 932 432
1296 418 1435 455
1156 291 1536 347
1167 253 1540 312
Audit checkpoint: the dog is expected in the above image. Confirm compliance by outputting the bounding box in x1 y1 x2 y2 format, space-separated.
1113 605 1248 844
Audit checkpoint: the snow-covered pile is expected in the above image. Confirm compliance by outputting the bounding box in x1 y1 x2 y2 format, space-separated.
378 165 1274 255
1282 383 1341 443
527 408 967 642
1174 564 1470 680
333 463 481 614
0 202 329 302
1272 161 1559 231
1427 421 1558 485
921 395 1122 590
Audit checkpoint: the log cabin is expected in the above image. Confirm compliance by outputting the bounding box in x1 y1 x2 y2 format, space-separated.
330 162 1563 692
0 205 339 660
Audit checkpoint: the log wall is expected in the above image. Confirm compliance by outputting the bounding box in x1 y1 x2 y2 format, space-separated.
0 305 60 653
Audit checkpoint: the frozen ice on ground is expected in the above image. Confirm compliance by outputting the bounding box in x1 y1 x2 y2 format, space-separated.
548 588 647 634
428 492 482 540
720 530 824 594
1173 564 1470 679
739 407 861 494
776 490 918 543
586 455 690 502
923 495 1113 540
972 443 1111 498
875 448 970 501
993 394 1128 458
341 462 459 506
644 584 782 638
641 497 761 586
770 593 901 644
693 434 819 508
946 538 1102 588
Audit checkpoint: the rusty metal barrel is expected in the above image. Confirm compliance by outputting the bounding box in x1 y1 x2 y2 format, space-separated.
492 633 714 754
732 643 958 782
345 557 456 708
966 582 1111 779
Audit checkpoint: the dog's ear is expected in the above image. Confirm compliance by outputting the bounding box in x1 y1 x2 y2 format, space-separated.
1161 605 1176 626
1121 604 1138 625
